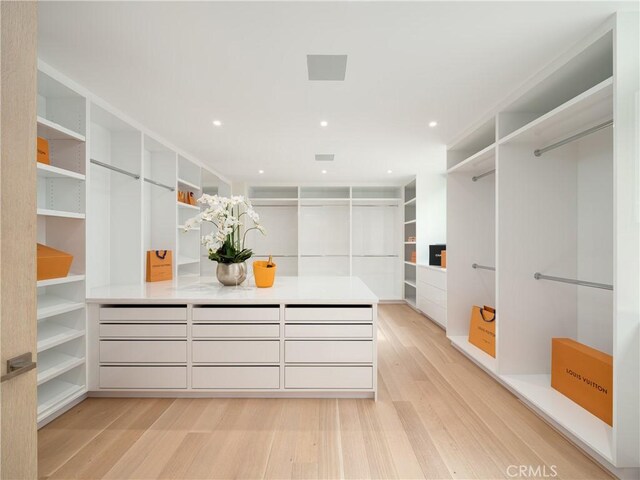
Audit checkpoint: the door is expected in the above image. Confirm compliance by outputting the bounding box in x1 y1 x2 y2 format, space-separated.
0 2 38 479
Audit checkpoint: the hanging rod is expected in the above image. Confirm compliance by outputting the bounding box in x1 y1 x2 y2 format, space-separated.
472 263 495 271
534 120 613 157
533 272 613 290
144 177 175 192
472 169 495 182
90 159 140 180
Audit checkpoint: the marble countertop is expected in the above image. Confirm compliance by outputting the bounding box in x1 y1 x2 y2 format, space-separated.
87 275 378 304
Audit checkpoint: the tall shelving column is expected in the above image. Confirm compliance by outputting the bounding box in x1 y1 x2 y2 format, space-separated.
36 70 88 425
403 179 417 307
177 155 202 277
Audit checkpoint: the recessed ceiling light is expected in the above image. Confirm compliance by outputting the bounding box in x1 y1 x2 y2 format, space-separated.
428 121 438 128
321 169 327 174
213 120 222 127
387 169 393 174
258 169 264 174
320 121 328 127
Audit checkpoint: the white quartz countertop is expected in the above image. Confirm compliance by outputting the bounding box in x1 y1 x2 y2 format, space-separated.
87 275 378 304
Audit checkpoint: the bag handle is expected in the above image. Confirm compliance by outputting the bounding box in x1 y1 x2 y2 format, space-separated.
480 306 495 323
155 250 168 260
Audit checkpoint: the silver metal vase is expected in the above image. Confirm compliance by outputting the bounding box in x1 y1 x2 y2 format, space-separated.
216 262 247 286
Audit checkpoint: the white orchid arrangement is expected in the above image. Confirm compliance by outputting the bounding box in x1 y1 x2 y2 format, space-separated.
183 194 265 264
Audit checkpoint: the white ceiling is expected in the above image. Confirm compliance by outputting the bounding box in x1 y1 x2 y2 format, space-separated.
38 1 634 184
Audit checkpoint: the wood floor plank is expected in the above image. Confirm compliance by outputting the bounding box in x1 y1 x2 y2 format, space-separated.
38 305 612 480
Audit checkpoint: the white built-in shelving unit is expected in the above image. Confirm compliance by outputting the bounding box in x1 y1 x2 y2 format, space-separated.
403 179 417 306
246 185 402 300
445 16 639 477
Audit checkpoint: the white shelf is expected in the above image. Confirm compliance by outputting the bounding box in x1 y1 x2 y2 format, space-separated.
37 294 85 320
37 208 85 219
37 163 85 181
177 225 200 231
447 143 496 175
37 274 85 288
404 219 416 225
37 351 85 385
178 178 201 191
404 261 416 266
177 202 200 211
37 116 85 142
419 264 447 273
499 77 613 146
404 241 416 245
404 280 417 288
37 322 84 352
404 197 416 206
178 256 200 266
449 335 497 374
501 374 613 463
38 379 85 420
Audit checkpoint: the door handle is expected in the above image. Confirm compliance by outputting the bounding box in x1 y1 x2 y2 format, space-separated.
1 352 36 383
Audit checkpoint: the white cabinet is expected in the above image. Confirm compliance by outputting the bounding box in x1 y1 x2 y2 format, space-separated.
285 366 373 389
417 265 447 329
192 366 280 389
100 366 187 389
192 340 280 363
285 340 373 363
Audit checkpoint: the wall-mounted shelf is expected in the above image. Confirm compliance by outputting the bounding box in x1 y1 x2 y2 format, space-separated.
37 295 85 320
37 208 85 219
37 274 85 288
37 323 84 353
37 163 86 181
177 202 200 211
178 178 201 191
37 352 85 386
37 116 85 142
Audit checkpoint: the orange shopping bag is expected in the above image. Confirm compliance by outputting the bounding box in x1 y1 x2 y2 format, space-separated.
468 305 496 357
146 250 173 282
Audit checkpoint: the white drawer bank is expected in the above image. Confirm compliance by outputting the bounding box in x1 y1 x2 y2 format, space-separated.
416 265 447 329
86 276 378 399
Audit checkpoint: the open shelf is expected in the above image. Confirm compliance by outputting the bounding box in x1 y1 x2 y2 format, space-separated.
404 280 416 288
501 374 613 463
37 116 85 142
404 219 416 225
447 143 496 175
37 163 85 181
449 335 497 374
404 197 416 206
499 77 613 146
37 322 84 352
37 208 85 219
178 178 201 191
37 294 85 320
37 380 84 420
37 351 85 385
37 274 85 288
177 202 200 211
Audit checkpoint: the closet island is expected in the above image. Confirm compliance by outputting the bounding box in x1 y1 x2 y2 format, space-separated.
86 276 378 398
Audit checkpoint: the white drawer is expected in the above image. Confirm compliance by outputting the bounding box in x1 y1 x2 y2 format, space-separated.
419 283 446 308
284 307 372 322
417 296 447 328
192 307 279 322
285 340 373 363
99 340 187 363
193 324 279 338
285 366 373 389
99 306 187 322
192 340 280 363
285 324 373 339
192 366 280 389
99 366 186 389
100 323 187 338
417 266 447 290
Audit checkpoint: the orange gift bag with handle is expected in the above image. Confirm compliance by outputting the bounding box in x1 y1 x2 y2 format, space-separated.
146 250 173 282
468 305 496 357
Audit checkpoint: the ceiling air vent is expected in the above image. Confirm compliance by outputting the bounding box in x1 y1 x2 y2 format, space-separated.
307 55 347 81
315 154 335 162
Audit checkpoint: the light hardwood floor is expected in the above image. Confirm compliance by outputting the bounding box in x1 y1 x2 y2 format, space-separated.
38 304 611 479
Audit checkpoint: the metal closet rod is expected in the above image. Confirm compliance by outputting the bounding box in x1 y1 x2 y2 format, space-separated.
472 169 495 182
533 120 613 157
533 272 613 291
90 159 139 180
144 177 175 192
472 263 495 271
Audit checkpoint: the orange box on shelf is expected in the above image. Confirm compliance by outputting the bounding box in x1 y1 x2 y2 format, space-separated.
37 243 73 281
551 338 613 426
146 250 173 282
440 250 447 268
468 305 495 357
410 251 417 263
37 137 50 164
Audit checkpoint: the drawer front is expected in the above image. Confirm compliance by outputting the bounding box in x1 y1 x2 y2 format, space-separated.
100 366 186 389
192 307 279 322
193 323 279 338
100 323 187 338
285 324 373 339
417 267 447 290
99 340 187 363
285 340 373 363
419 283 446 308
417 296 447 328
284 307 372 322
285 366 373 389
192 340 280 363
192 366 280 389
100 307 187 322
